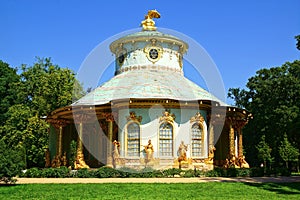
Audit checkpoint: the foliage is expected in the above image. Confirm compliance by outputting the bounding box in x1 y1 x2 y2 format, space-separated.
0 58 85 168
0 106 49 168
0 61 20 126
19 165 293 178
0 139 25 184
256 135 273 169
16 57 85 116
21 167 42 178
42 167 70 178
162 168 182 177
93 167 121 178
279 134 300 169
69 140 77 169
228 60 300 167
24 115 49 167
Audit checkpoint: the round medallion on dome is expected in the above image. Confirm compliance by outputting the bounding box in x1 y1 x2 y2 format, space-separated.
144 44 162 63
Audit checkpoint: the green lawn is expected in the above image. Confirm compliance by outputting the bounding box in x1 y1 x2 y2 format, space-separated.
0 182 300 199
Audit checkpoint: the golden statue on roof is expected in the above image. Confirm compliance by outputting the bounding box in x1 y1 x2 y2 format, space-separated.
141 10 160 31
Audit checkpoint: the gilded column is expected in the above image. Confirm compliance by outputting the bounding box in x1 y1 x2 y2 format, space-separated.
46 119 68 168
58 126 63 156
105 113 114 167
107 120 113 167
47 119 68 157
208 125 214 149
238 128 243 158
73 114 90 169
78 122 83 152
229 123 235 156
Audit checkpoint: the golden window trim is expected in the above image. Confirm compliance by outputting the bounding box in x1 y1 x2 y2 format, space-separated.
190 122 204 158
125 121 141 157
158 121 174 157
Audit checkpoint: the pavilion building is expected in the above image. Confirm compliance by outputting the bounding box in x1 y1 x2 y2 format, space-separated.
46 10 251 170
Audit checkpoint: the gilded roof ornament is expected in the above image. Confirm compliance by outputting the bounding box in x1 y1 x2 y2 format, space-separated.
190 112 205 124
141 10 160 31
159 110 175 124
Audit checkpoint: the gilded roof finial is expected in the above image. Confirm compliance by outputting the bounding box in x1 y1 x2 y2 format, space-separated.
141 10 160 31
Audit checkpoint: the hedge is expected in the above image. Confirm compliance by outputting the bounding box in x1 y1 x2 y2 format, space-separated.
18 166 291 178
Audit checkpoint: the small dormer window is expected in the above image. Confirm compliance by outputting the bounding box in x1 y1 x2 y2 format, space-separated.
118 54 125 66
116 46 127 67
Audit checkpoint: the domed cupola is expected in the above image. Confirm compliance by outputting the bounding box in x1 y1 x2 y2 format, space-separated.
110 10 188 75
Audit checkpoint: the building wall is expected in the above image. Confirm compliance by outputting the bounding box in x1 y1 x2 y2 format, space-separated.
118 107 208 160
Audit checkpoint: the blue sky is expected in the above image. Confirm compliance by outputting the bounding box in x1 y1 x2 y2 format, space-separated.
1 1 299 104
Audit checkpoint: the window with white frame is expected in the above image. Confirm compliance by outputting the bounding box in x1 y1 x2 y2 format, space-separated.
191 123 202 157
159 122 173 157
127 122 140 157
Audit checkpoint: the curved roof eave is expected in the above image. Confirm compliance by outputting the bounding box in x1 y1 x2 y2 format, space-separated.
71 69 229 107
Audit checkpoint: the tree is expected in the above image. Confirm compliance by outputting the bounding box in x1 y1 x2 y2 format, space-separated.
256 135 273 170
279 134 299 169
16 57 85 116
228 60 300 167
0 58 85 168
0 139 25 184
0 60 20 126
24 115 49 167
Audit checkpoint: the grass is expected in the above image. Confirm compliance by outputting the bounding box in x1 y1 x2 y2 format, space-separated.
0 182 300 199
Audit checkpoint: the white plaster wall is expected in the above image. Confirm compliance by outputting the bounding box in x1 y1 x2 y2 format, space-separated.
117 42 182 73
118 107 208 159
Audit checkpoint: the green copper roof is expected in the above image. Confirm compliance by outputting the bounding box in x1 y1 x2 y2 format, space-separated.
72 69 227 106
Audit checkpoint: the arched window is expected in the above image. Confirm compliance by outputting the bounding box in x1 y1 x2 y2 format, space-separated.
191 123 202 157
126 122 140 157
159 122 173 157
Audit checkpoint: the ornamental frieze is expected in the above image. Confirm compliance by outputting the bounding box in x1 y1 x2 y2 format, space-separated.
47 119 69 129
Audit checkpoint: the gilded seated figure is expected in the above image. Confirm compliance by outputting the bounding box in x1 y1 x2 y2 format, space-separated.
238 155 250 168
143 139 154 163
74 150 89 169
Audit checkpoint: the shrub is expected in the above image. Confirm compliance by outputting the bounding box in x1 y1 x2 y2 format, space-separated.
182 169 196 178
117 167 139 177
42 166 70 178
205 167 226 177
0 140 25 184
226 168 238 177
162 168 182 177
274 167 291 176
250 167 265 177
236 168 251 177
76 168 95 178
23 167 42 178
94 167 121 178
